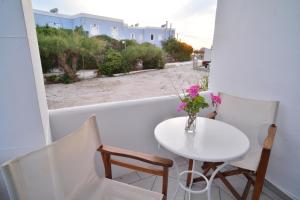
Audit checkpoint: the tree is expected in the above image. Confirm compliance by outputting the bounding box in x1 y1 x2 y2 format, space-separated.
82 37 107 67
37 26 107 81
94 35 122 50
37 26 165 80
38 30 78 81
68 32 84 72
122 43 165 70
161 38 193 62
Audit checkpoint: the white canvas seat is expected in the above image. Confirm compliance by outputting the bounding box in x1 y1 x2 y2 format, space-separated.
216 93 279 171
1 116 163 200
188 92 279 199
71 177 161 200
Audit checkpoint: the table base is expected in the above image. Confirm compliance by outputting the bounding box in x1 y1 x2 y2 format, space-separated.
172 160 228 200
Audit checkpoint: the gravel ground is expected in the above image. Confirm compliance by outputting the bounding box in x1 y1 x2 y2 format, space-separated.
45 62 209 109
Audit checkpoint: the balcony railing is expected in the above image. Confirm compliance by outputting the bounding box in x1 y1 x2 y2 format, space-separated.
49 92 213 177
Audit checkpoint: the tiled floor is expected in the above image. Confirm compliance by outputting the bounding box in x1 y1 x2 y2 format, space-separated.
113 157 283 200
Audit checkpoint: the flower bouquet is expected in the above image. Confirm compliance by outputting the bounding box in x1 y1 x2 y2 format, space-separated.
177 85 222 133
177 85 209 133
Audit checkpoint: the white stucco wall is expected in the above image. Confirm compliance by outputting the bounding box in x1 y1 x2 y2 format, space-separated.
0 0 50 198
209 0 300 198
48 93 213 178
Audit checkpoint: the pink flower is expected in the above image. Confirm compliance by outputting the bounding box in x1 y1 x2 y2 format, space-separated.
186 85 201 99
210 93 222 107
177 102 187 111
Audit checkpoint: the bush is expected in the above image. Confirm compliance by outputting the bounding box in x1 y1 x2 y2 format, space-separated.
38 26 165 79
45 74 73 84
61 74 72 84
45 75 61 84
162 38 193 62
120 39 138 48
40 53 57 73
122 46 140 69
94 35 122 50
37 26 106 78
100 49 123 76
122 44 165 70
77 55 98 70
141 43 165 69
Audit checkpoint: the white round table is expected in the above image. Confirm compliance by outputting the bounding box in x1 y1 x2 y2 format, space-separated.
154 117 250 200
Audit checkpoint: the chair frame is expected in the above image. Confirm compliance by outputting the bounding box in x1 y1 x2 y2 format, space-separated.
99 145 173 200
186 112 277 200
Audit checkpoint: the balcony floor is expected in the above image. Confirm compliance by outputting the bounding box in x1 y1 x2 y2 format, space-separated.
114 157 282 200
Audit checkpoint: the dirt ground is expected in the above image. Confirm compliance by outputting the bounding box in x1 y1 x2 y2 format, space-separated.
45 62 209 109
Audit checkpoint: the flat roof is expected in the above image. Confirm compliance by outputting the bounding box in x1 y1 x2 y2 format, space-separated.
33 9 175 31
33 9 124 23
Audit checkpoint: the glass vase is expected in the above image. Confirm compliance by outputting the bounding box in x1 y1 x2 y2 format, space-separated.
185 114 197 133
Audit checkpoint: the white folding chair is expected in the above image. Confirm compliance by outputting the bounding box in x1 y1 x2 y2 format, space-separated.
1 116 173 200
187 92 279 200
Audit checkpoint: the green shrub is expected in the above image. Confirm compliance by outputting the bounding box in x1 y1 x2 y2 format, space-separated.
162 38 193 62
37 26 165 78
45 74 72 84
94 35 122 50
45 75 61 84
122 46 140 68
40 53 57 73
77 55 98 70
141 43 165 69
100 49 123 76
37 26 106 77
62 74 72 84
122 44 165 70
120 39 138 48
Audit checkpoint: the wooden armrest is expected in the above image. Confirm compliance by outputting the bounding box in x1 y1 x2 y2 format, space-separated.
263 124 277 150
98 145 173 167
206 111 217 119
99 145 172 198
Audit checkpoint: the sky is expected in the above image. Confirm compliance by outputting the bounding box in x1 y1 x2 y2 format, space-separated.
32 0 217 49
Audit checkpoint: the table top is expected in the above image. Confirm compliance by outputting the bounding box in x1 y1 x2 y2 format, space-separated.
154 117 250 162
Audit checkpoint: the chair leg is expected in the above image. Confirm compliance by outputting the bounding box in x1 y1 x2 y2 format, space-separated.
212 166 242 200
243 172 255 186
162 167 169 199
193 162 242 199
218 173 242 199
101 152 112 179
252 180 264 200
241 179 252 200
193 167 210 183
191 162 256 200
193 162 223 183
252 149 271 200
186 159 194 186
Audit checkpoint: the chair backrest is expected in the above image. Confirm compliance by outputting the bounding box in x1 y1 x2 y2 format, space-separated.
1 116 102 200
216 93 279 156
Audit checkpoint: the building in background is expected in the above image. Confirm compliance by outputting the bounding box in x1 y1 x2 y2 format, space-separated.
34 9 175 47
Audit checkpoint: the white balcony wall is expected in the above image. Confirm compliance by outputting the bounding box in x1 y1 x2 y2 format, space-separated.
210 0 300 198
49 93 213 177
0 0 50 198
